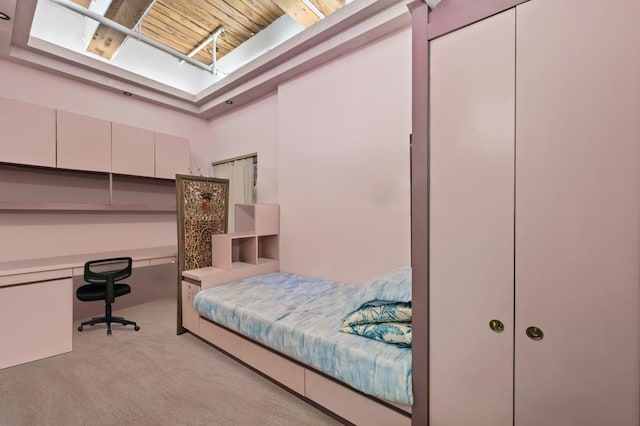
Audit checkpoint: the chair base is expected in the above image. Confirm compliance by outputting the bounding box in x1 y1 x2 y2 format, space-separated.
77 303 140 335
78 316 140 335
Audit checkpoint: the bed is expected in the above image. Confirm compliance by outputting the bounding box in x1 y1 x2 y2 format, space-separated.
192 267 413 412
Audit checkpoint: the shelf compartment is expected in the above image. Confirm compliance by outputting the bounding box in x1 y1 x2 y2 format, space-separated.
258 234 279 261
212 233 258 270
232 237 257 265
235 204 279 235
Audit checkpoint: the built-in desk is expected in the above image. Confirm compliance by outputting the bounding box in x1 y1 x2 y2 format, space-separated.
0 246 176 369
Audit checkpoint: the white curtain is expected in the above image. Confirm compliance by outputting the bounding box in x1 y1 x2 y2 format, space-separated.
212 157 255 232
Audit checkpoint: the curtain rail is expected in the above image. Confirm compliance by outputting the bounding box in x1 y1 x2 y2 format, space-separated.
211 153 257 166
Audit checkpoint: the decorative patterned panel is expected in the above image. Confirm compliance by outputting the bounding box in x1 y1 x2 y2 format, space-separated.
176 175 228 333
176 175 229 273
176 175 228 335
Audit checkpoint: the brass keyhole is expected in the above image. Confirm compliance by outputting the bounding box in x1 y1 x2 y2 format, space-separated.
489 319 504 333
526 326 544 341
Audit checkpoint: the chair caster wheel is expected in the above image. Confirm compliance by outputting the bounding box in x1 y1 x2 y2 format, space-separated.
90 323 95 327
78 326 83 332
134 325 140 331
107 330 112 336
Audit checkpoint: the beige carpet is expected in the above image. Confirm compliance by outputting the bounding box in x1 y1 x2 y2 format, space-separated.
0 298 343 426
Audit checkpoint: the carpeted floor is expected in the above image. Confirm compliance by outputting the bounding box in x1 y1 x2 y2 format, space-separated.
0 298 343 426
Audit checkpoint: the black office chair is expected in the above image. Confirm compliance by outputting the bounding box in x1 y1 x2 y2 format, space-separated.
76 257 140 335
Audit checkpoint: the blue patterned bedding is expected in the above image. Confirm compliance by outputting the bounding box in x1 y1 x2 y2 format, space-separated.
193 272 413 405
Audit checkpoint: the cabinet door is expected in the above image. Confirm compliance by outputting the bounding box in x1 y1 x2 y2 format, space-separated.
429 10 515 426
0 278 72 369
181 282 200 333
0 97 56 167
111 123 155 177
57 110 111 172
515 1 640 425
155 133 189 179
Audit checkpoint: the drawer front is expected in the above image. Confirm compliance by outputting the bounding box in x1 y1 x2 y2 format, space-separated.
305 370 411 426
199 318 305 395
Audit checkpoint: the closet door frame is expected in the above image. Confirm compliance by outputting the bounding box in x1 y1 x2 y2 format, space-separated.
428 9 516 426
412 1 639 425
410 1 530 425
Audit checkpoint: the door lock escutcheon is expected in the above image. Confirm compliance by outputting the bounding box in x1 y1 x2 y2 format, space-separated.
489 319 505 333
526 326 544 341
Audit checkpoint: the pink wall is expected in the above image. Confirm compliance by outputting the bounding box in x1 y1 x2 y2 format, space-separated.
208 28 412 285
278 29 412 285
207 94 278 203
0 58 208 262
1 24 413 282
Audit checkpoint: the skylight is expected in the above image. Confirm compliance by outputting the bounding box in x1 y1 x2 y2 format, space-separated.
28 0 335 95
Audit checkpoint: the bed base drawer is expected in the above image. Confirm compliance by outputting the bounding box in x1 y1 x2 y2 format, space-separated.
305 370 411 426
196 317 411 426
199 318 305 395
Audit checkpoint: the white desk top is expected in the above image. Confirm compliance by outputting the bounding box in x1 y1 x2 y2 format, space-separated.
0 245 177 287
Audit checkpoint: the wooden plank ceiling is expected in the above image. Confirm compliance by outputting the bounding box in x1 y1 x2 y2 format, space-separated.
72 0 345 67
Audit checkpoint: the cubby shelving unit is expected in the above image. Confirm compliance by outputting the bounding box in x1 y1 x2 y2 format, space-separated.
181 204 279 288
211 204 279 271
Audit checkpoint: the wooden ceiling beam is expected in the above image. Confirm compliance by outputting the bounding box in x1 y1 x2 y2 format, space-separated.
86 0 154 60
70 0 91 8
150 1 244 47
141 12 236 63
229 1 272 29
144 0 248 63
206 1 265 35
238 0 285 23
310 0 345 17
272 0 321 28
157 1 251 45
259 0 286 17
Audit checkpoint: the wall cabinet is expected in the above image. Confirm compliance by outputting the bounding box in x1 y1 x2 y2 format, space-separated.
0 97 56 168
0 97 191 180
155 132 190 179
429 1 639 425
57 110 111 173
111 123 155 177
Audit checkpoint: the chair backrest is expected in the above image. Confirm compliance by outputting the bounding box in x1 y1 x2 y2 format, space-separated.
84 257 132 285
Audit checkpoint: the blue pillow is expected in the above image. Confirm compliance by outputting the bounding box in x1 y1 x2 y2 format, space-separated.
354 266 412 309
341 302 412 326
340 322 412 347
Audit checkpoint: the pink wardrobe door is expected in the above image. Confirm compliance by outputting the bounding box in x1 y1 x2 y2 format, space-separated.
429 9 515 426
514 0 640 425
